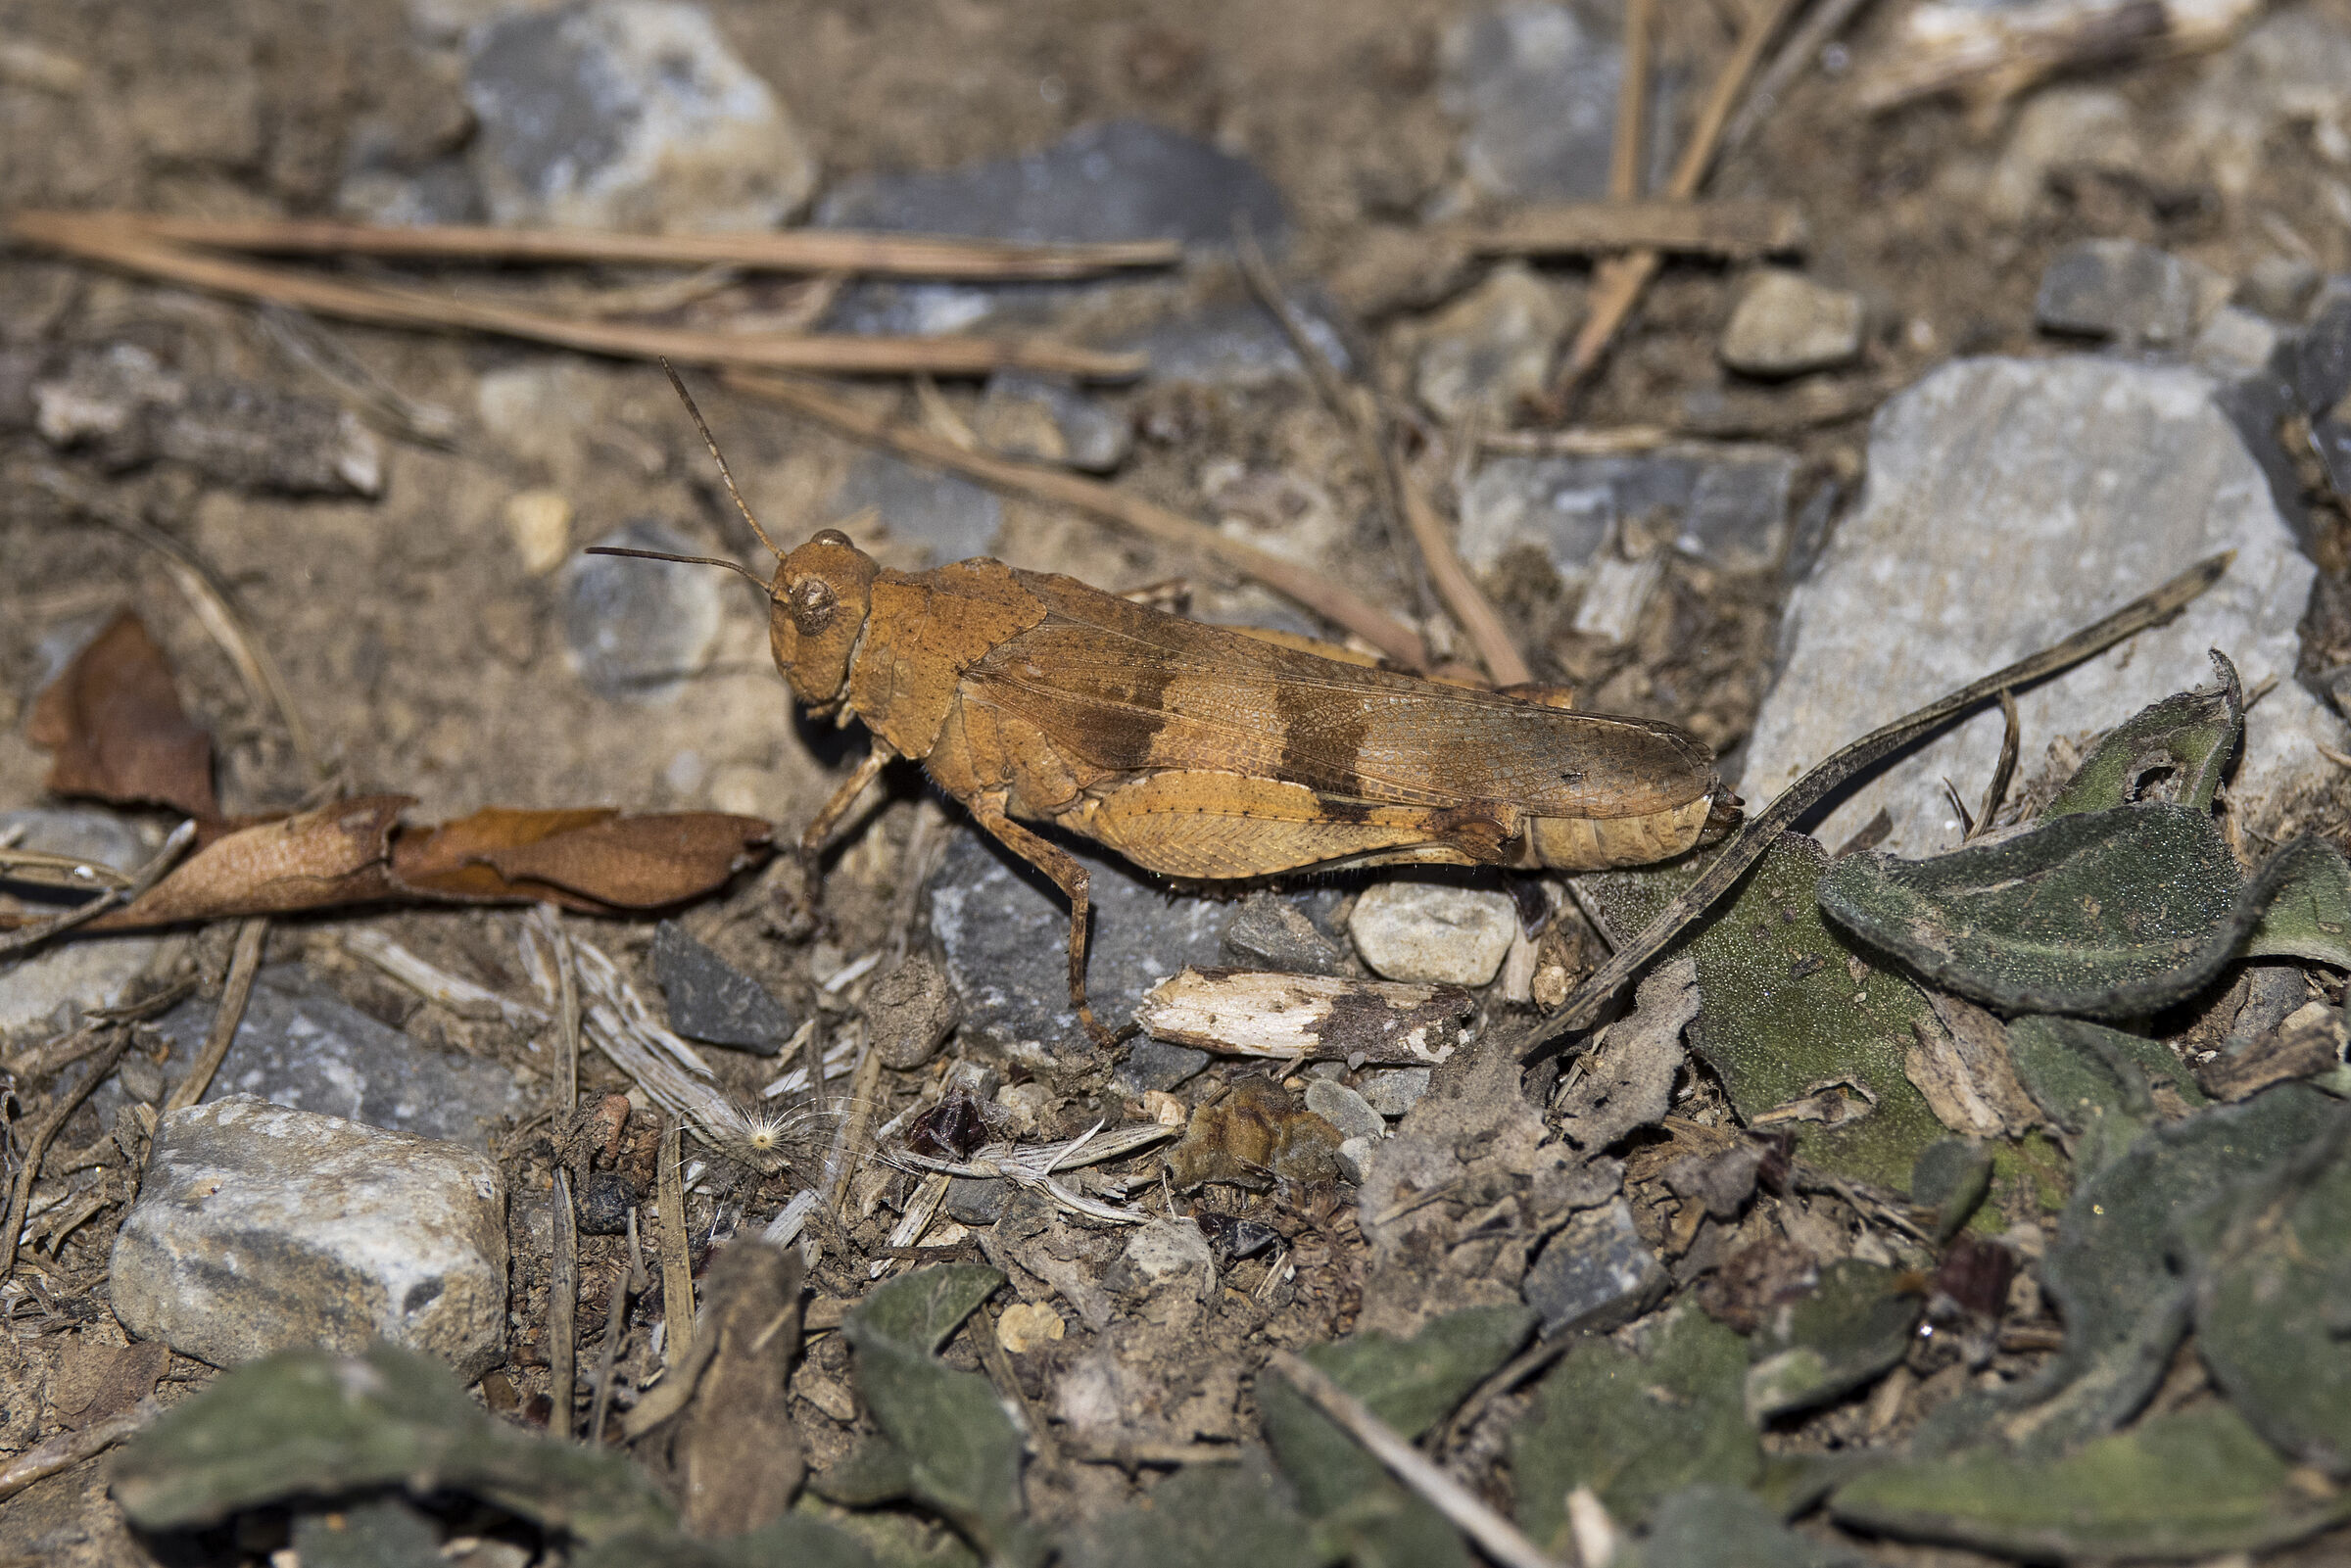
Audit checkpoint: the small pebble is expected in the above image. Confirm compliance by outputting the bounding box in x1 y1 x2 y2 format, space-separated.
2034 238 2226 349
1519 1198 1669 1335
996 1302 1066 1354
1348 881 1517 987
575 1169 640 1235
1303 1079 1385 1144
1356 1067 1433 1118
1109 1218 1215 1296
1720 270 1866 377
504 489 573 575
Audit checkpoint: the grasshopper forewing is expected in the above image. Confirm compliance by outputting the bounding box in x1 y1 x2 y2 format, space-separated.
602 378 1738 1046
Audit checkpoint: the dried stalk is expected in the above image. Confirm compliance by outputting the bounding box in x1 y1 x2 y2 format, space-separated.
658 1119 696 1368
726 371 1433 671
341 927 549 1029
0 1397 161 1502
1459 199 1806 260
550 1167 580 1440
0 820 196 957
163 916 268 1117
10 214 1143 380
1722 0 1884 155
1610 0 1656 201
1546 0 1806 409
70 211 1179 280
1268 1353 1569 1568
2 1027 135 1283
589 1210 646 1445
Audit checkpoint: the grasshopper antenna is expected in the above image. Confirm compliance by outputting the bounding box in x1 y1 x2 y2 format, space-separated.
584 546 783 606
661 357 786 562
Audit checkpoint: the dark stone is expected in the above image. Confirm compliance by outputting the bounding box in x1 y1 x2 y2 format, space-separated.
1440 4 1628 203
2034 238 2213 348
123 966 521 1153
1116 289 1356 388
1221 890 1348 976
927 825 1230 1057
575 1169 640 1235
1460 446 1798 580
832 451 1002 564
651 920 792 1053
2292 286 2351 414
562 520 724 701
1113 1037 1211 1095
944 1176 1007 1227
1520 1198 1668 1334
1195 1212 1280 1261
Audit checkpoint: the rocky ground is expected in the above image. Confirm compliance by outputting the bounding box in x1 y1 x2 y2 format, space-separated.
6 1 2351 1565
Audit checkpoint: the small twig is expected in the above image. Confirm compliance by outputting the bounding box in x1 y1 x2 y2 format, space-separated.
1722 0 1884 156
162 916 267 1117
1543 0 1806 411
658 1119 696 1370
10 214 1142 380
2 1027 135 1284
550 1168 580 1440
24 466 321 779
0 844 133 892
555 918 581 1116
589 1209 647 1445
61 211 1179 279
1393 459 1534 688
1432 1332 1578 1461
1268 1353 1570 1568
254 304 467 451
0 1396 161 1503
1609 0 1656 201
725 371 1433 671
1538 552 2232 1039
823 1035 888 1214
0 820 196 957
1970 689 2021 840
1478 425 1674 456
1457 199 1806 260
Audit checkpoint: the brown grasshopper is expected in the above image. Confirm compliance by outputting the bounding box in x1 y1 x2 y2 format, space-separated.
600 376 1739 1044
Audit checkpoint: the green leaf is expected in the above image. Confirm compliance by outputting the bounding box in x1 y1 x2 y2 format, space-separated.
842 1322 1033 1567
1511 1306 1759 1549
2008 1016 2205 1176
1058 1451 1331 1568
847 1263 1006 1355
2040 654 2241 818
1623 1485 1869 1568
1909 1139 1992 1242
1818 803 2243 1017
2179 1105 2351 1475
1585 833 1948 1187
1258 1305 1535 1568
111 1342 675 1544
1831 1404 2351 1559
1744 1261 1921 1424
811 1435 917 1507
575 1517 879 1568
1916 1084 2342 1459
2245 834 2351 968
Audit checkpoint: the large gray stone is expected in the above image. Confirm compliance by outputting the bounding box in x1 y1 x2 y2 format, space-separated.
111 1097 507 1377
1440 3 1625 203
1460 445 1798 581
465 0 814 232
0 808 162 1039
126 965 522 1152
1742 356 2343 855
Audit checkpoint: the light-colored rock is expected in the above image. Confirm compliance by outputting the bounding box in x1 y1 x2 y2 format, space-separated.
974 372 1130 475
111 1096 507 1376
1413 262 1574 420
2035 238 2229 349
1357 1066 1434 1118
1441 3 1625 203
1720 270 1865 377
0 809 162 1039
465 0 815 232
1348 881 1516 987
1304 1079 1386 1143
2193 304 2286 380
2238 255 2322 322
503 489 572 575
996 1302 1064 1355
1986 87 2140 221
1742 356 2342 856
2178 8 2351 198
1109 1218 1215 1297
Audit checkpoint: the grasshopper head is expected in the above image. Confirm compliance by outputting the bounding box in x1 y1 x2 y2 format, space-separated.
770 529 879 710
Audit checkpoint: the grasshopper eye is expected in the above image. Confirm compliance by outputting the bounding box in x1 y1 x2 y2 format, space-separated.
791 577 839 635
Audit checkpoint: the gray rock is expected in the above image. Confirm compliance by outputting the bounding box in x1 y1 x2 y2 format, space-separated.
1460 445 1798 581
111 1096 507 1377
1440 3 1625 203
651 919 792 1052
2238 255 2321 322
1119 290 1355 388
32 345 382 496
1720 270 1866 377
128 965 522 1153
1984 87 2139 223
1106 1217 1215 1297
562 519 725 700
1221 890 1347 976
465 0 814 232
337 157 486 227
2035 238 2226 350
975 371 1130 474
2192 305 2287 381
1520 1198 1668 1334
1412 262 1573 420
832 451 1002 564
1356 1067 1433 1118
1303 1079 1385 1143
1742 356 2345 855
1347 880 1516 987
818 119 1287 251
0 808 162 1039
864 950 963 1070
928 825 1230 1058
2178 8 2351 200
1113 1038 1210 1095
944 1176 1007 1226
2299 291 2351 502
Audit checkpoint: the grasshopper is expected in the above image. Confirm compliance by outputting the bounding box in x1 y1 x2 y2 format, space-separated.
600 376 1739 1045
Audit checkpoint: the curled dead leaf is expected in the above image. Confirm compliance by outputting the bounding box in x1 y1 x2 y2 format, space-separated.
28 611 217 822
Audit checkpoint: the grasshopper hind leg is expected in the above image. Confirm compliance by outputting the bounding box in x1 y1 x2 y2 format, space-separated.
967 801 1133 1050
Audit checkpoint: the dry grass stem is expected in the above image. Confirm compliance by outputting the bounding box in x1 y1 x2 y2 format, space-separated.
658 1118 696 1368
1268 1352 1570 1568
9 213 1144 380
549 1167 579 1440
340 927 550 1029
589 1209 645 1445
726 371 1434 671
1478 425 1675 455
1609 0 1655 202
59 210 1178 279
1722 0 1883 155
1459 198 1806 259
163 916 268 1117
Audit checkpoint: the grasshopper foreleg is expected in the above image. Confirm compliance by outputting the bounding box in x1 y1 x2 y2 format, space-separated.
797 743 894 911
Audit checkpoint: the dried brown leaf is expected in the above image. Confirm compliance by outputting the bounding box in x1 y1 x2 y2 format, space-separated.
86 794 408 927
389 807 772 910
49 1339 168 1431
28 611 217 821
